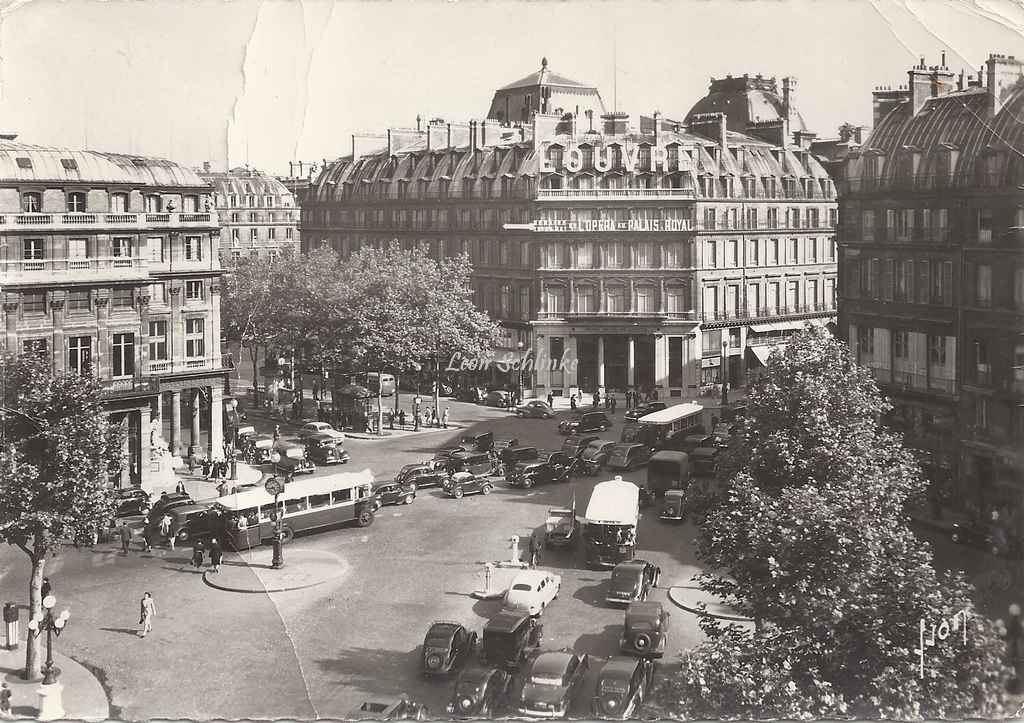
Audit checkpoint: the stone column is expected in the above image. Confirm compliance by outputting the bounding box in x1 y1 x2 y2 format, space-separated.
599 278 606 313
627 336 636 387
49 297 66 374
95 296 110 377
152 392 163 426
169 286 182 370
170 390 182 457
191 389 201 451
3 300 19 353
654 335 668 390
659 279 667 314
137 292 150 377
597 335 606 388
209 385 224 461
138 405 151 484
568 278 576 314
628 278 636 313
210 282 223 370
564 336 578 390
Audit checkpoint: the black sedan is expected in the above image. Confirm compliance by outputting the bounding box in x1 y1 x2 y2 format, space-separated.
513 401 556 419
508 451 573 488
371 481 417 510
623 402 667 422
558 411 611 435
399 463 450 489
515 651 590 718
447 666 511 718
421 621 478 676
114 489 151 518
606 559 661 605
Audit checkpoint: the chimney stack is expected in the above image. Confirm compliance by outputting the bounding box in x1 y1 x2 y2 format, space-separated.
416 114 422 132
653 110 661 146
986 53 1024 116
782 76 797 117
469 120 477 152
203 161 211 173
447 123 453 150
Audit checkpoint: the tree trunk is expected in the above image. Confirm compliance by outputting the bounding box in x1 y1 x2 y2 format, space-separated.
23 551 45 680
394 376 400 416
434 355 440 418
250 344 260 405
377 370 384 436
294 351 304 419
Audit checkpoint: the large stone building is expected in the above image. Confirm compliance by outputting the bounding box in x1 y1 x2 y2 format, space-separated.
200 165 299 268
838 52 1024 527
302 61 838 400
0 139 229 488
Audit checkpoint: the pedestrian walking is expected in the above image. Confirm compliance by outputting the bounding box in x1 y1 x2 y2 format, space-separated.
0 682 12 720
273 424 281 442
201 458 211 478
604 394 610 410
593 391 601 409
175 481 186 495
609 394 617 414
570 394 577 411
41 577 52 600
138 592 155 638
441 407 450 428
209 538 223 573
398 409 406 429
159 513 174 550
119 521 132 554
186 453 195 474
430 408 438 427
547 391 554 408
142 523 153 553
191 539 205 570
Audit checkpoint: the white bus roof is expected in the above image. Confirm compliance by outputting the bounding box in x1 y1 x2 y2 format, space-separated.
638 402 704 425
214 468 374 511
584 478 639 525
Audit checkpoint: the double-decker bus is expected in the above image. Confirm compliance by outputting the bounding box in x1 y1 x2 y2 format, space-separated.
583 477 640 568
620 402 705 450
214 469 377 550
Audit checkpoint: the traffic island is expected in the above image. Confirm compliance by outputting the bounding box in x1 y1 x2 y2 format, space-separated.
203 547 350 594
667 584 753 623
343 424 463 441
0 646 109 721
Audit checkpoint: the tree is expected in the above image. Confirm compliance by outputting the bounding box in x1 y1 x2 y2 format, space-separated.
654 326 1009 718
333 242 498 433
0 354 125 679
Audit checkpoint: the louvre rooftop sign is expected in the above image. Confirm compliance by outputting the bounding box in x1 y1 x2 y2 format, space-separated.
538 142 691 174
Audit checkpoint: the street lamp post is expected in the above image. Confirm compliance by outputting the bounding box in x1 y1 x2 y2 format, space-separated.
1004 603 1023 693
225 398 239 481
27 595 69 686
720 338 730 407
264 468 287 569
517 341 525 401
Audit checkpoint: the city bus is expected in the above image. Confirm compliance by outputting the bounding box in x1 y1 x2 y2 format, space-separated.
620 402 705 450
583 477 640 568
213 469 377 550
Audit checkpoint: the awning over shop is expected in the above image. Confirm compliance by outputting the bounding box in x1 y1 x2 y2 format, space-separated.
749 319 821 333
749 344 787 367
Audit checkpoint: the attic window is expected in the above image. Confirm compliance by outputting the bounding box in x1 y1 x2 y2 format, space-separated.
15 157 32 169
60 158 78 171
131 158 148 168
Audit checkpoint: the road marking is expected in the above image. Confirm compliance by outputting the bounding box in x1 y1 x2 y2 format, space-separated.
359 535 369 543
391 512 403 517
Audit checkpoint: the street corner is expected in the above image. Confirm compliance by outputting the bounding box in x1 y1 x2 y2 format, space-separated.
202 547 350 594
0 646 110 721
344 424 464 441
666 583 754 624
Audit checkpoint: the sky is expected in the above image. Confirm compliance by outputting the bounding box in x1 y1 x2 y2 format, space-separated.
0 0 1022 176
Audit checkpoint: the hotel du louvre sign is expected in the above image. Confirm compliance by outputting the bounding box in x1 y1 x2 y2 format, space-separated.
538 141 689 175
524 218 692 233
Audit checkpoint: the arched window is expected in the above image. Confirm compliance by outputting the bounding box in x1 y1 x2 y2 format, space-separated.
665 286 689 313
547 144 563 170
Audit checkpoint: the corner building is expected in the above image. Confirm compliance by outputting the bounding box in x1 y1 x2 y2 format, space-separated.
0 139 229 488
302 60 837 400
839 53 1024 527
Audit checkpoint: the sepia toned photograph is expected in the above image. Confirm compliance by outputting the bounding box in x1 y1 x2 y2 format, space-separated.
0 0 1022 720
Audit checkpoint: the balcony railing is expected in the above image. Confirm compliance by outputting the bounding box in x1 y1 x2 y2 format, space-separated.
146 358 219 375
100 376 160 397
0 211 216 230
1 256 150 281
701 302 835 323
536 309 696 321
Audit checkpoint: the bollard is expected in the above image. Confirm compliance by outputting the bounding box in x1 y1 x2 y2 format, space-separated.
509 535 520 565
483 563 494 596
3 602 18 650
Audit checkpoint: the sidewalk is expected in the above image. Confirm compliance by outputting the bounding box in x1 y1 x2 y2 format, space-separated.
344 424 464 441
149 460 266 502
667 582 754 623
203 547 349 593
0 645 109 721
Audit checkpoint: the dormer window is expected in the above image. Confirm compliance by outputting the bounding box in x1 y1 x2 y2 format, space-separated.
60 158 78 171
547 144 563 170
16 157 33 170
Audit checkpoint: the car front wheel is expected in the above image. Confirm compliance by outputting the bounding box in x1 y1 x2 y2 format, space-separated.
403 494 414 505
453 487 464 499
481 484 493 495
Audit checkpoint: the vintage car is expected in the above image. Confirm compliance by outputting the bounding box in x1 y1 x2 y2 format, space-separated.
691 446 722 476
483 389 513 407
114 488 151 518
447 665 511 719
448 451 499 477
421 621 478 677
560 434 600 460
234 424 257 444
623 402 668 422
150 492 192 517
504 569 561 617
443 471 495 498
605 443 653 472
680 434 713 454
305 433 350 465
659 489 686 521
499 445 539 471
273 453 317 477
246 435 278 465
507 451 573 488
579 440 616 475
620 601 669 658
347 699 428 721
544 505 579 548
513 400 556 419
647 451 690 497
558 411 611 435
515 651 590 719
371 481 416 510
297 421 345 441
398 464 450 490
591 656 654 719
168 503 216 544
606 560 661 605
480 610 543 671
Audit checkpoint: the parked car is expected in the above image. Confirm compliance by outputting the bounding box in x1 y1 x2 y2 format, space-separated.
659 489 686 521
421 621 478 677
507 451 573 488
480 610 543 671
246 435 278 464
273 454 317 477
691 446 721 476
484 389 512 407
447 666 511 719
515 651 590 719
499 445 539 469
591 656 654 719
560 434 600 460
444 471 495 498
169 503 216 544
151 491 191 517
504 569 562 617
305 434 350 465
513 400 555 419
606 560 661 605
579 440 616 475
449 451 499 477
400 466 450 490
455 386 485 403
620 601 669 658
371 481 417 510
544 505 579 548
297 421 345 441
558 411 611 435
347 699 427 721
647 450 690 497
623 402 668 422
605 443 653 472
114 489 151 518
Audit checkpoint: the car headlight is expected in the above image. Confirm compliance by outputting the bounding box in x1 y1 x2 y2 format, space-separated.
459 698 473 711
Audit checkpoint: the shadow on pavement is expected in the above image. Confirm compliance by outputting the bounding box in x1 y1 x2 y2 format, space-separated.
572 624 623 659
471 597 505 619
98 626 141 637
315 647 437 701
572 580 608 608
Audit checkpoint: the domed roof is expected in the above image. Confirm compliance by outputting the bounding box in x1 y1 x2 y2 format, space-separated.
685 75 807 133
498 57 597 91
